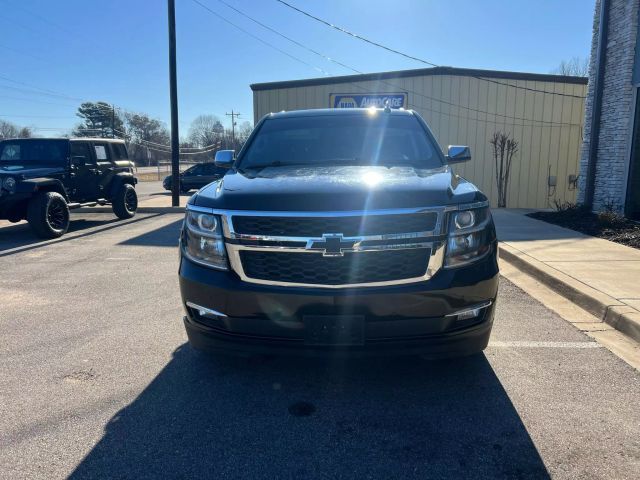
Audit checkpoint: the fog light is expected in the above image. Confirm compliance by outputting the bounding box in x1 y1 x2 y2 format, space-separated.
186 301 227 318
446 301 492 321
455 307 482 321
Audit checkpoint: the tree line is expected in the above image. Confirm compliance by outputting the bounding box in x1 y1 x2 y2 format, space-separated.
72 101 253 166
0 120 32 140
0 102 253 166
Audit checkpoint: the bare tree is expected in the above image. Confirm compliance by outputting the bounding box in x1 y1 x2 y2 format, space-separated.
551 56 589 77
236 121 253 148
124 112 170 166
0 120 32 140
188 115 224 148
490 131 519 208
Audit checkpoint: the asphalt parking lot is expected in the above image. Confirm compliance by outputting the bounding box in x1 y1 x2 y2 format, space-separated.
1 212 640 479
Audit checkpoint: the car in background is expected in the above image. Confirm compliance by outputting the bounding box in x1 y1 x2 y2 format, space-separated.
163 162 227 193
0 137 137 238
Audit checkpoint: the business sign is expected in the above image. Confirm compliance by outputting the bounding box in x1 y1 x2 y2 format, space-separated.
330 93 408 109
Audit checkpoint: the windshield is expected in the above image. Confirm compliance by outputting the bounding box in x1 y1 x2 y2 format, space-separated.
0 140 69 166
239 113 442 170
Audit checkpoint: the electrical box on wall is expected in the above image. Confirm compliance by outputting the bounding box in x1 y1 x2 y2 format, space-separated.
568 174 579 190
548 176 557 187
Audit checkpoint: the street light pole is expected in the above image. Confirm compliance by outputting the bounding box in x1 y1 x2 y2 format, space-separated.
168 0 180 207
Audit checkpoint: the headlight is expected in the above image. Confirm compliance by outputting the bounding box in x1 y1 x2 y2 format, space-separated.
3 177 16 193
181 209 228 270
444 206 492 268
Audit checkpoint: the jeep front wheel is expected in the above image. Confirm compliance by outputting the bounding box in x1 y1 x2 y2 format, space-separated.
112 183 138 219
27 191 70 239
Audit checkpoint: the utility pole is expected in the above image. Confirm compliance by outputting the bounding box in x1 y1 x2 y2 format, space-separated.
226 110 241 149
168 0 180 207
111 104 115 139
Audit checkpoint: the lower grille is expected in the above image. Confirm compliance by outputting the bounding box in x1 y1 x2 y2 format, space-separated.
239 248 431 285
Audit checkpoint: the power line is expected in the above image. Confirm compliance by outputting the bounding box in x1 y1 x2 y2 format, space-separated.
274 0 586 99
0 74 85 101
0 114 78 119
0 94 77 108
113 128 223 153
0 83 232 146
4 0 79 38
127 138 222 156
276 0 438 66
206 2 580 127
215 0 358 74
189 0 331 76
0 43 53 63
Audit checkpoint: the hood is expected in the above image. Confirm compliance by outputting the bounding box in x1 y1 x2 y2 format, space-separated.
192 165 485 211
0 164 65 178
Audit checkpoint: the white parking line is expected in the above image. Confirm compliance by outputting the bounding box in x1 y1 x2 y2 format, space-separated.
488 341 603 348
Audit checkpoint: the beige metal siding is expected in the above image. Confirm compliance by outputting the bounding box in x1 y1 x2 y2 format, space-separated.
252 74 586 209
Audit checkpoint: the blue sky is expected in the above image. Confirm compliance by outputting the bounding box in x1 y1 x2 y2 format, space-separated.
0 0 595 136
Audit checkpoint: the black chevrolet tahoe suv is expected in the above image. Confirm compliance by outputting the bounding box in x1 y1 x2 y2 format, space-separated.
0 138 138 238
179 108 498 357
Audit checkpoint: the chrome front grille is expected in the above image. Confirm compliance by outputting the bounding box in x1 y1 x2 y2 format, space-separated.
185 203 487 288
216 207 456 288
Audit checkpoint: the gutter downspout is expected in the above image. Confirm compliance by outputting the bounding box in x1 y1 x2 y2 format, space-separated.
584 0 610 209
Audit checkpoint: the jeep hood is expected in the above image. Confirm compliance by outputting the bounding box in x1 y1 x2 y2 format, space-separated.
191 165 485 211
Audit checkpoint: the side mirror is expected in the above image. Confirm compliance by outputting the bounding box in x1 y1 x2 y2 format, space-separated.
71 155 86 167
446 145 471 164
214 150 235 168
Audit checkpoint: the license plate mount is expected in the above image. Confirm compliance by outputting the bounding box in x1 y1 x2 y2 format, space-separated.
303 315 365 346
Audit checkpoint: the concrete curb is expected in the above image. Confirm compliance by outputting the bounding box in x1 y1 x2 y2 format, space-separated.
499 243 640 344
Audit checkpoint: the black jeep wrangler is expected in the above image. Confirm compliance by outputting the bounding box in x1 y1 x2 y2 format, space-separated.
0 138 138 238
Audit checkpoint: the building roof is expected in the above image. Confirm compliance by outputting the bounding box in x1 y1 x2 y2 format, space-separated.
250 66 588 91
268 108 414 118
266 107 416 119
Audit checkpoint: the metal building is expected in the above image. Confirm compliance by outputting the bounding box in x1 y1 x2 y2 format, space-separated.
251 67 588 209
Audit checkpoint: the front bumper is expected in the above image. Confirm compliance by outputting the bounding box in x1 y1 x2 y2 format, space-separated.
179 245 499 357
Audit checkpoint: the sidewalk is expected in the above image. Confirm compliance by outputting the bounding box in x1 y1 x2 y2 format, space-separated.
493 209 640 342
78 192 186 214
137 193 186 211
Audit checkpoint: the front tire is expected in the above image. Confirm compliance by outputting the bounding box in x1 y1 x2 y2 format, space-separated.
112 183 138 219
27 191 70 239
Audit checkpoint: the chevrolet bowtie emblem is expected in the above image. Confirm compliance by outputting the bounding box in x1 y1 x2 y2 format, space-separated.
306 233 357 257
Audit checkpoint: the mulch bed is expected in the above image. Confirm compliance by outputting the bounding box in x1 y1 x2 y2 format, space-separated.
527 206 640 250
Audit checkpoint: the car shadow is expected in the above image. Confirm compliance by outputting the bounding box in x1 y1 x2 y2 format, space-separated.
118 219 183 247
69 345 549 479
0 214 163 255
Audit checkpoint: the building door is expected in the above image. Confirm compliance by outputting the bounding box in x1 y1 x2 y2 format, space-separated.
626 89 640 219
